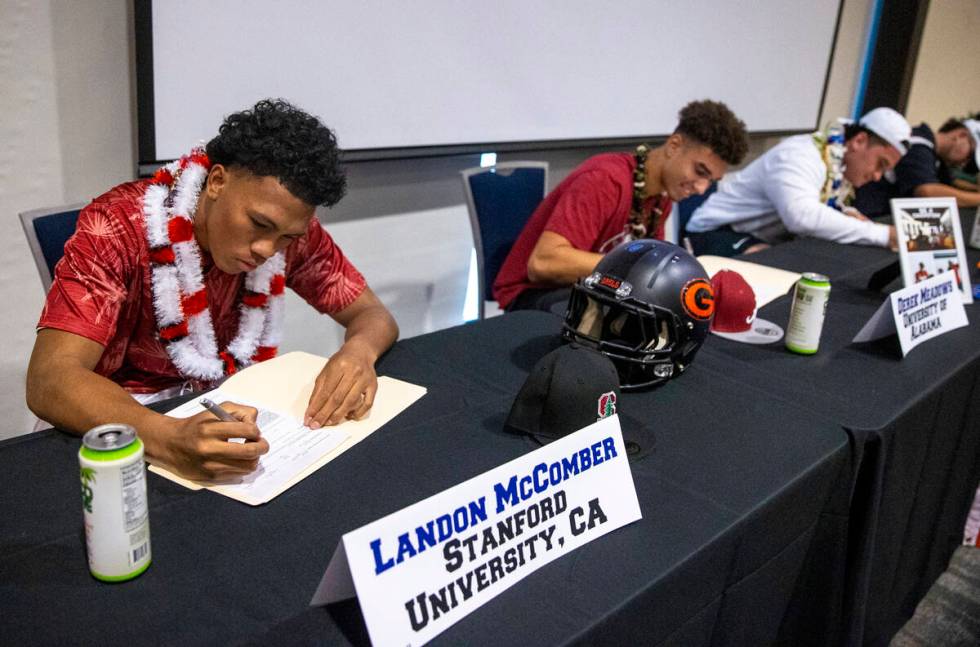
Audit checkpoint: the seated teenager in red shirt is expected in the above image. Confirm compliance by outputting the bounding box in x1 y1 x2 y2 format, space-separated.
493 100 748 312
26 100 398 481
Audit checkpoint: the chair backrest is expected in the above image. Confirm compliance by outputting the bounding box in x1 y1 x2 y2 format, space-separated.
19 203 85 292
461 161 548 318
676 183 717 235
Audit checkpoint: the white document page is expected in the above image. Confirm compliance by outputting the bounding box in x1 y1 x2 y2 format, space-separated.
160 390 350 505
147 352 427 505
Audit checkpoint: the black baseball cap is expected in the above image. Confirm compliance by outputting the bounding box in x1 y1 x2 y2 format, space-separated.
505 343 652 459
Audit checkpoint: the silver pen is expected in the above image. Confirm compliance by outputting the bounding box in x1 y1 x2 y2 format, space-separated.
199 398 238 422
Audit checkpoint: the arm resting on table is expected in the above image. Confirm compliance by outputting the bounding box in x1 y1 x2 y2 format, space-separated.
26 329 267 480
304 287 399 427
914 183 980 208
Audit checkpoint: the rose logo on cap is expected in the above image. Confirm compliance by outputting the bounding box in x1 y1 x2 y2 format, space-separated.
709 270 784 344
597 391 617 420
504 344 652 459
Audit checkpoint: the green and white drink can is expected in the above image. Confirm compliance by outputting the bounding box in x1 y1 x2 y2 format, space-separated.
785 273 831 355
78 424 151 582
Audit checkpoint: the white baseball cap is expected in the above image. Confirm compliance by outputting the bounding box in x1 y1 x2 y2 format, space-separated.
963 119 980 170
858 107 912 155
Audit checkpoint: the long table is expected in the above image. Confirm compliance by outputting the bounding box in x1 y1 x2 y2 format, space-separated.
1 312 847 646
696 209 980 646
4 213 979 645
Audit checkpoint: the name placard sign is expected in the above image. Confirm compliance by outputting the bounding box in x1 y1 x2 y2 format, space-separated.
310 415 641 646
853 273 968 356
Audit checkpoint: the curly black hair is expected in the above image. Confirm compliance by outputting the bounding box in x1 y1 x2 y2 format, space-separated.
673 100 748 165
205 99 347 207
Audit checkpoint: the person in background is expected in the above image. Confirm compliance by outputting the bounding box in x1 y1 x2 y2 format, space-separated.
493 100 748 312
684 107 912 257
26 99 398 480
951 111 980 190
854 117 980 216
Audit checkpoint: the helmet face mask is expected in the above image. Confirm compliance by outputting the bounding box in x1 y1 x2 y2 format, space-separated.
562 240 714 390
566 289 676 356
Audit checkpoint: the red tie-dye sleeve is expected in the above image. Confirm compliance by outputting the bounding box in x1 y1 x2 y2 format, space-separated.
285 218 367 314
37 199 138 347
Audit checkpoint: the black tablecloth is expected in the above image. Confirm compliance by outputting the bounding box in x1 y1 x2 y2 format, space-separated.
696 210 980 646
4 212 979 646
1 313 847 646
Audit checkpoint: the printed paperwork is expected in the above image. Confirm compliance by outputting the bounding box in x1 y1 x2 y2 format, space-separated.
149 352 426 505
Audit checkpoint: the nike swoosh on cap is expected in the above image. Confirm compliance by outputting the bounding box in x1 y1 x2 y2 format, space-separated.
733 236 751 250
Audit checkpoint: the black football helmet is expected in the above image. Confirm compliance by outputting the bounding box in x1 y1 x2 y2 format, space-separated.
562 239 715 390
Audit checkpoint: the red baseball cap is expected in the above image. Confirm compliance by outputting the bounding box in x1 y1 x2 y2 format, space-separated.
709 270 784 344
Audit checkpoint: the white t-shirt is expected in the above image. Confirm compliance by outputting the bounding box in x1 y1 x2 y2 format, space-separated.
686 134 891 247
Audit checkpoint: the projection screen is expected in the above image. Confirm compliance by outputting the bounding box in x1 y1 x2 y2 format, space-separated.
137 0 843 163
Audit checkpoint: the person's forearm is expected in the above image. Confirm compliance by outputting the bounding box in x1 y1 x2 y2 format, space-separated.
340 304 398 362
26 359 176 459
778 200 891 246
527 247 602 285
914 183 980 207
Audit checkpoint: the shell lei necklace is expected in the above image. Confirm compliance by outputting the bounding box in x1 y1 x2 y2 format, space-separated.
629 143 666 239
143 149 285 381
598 144 667 253
813 123 853 210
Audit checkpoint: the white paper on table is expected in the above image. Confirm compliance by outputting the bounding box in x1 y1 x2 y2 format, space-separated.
696 255 801 307
148 352 427 505
153 390 350 505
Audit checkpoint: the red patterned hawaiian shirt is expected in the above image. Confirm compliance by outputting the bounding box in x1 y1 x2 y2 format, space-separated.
38 180 366 393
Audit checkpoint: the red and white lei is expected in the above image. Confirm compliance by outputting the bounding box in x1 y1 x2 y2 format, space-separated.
143 148 285 381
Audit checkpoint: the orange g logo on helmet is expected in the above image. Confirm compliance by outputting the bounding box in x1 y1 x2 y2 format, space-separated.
681 278 715 320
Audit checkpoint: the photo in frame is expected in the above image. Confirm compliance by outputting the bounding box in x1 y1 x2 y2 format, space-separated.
891 197 973 304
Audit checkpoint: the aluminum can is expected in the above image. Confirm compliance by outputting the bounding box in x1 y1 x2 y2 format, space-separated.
785 273 831 354
78 424 151 581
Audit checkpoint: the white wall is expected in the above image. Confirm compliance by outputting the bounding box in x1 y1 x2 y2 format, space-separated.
0 0 134 438
905 0 980 126
820 0 875 125
280 206 474 357
0 0 881 440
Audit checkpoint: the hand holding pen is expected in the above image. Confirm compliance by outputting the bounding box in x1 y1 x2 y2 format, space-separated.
162 399 269 481
199 398 240 422
199 398 265 445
